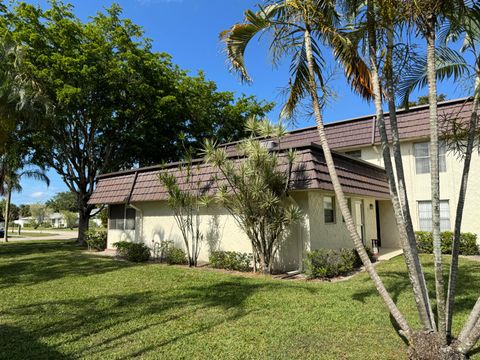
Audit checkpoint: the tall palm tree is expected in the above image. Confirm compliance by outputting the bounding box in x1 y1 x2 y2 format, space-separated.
1 156 50 242
222 0 412 337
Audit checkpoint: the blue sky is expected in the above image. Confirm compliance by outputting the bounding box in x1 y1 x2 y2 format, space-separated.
12 0 469 204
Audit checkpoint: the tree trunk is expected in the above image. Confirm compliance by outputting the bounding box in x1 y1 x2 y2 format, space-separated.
77 208 90 245
446 77 480 338
304 28 412 338
457 297 480 353
3 185 11 242
426 21 447 343
370 18 435 331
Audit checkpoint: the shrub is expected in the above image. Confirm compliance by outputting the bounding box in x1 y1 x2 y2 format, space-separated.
304 248 374 279
415 231 479 255
113 241 151 262
165 247 188 265
85 228 107 251
209 251 252 272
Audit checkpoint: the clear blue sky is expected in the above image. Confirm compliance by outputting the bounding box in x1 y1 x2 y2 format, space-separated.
12 0 469 205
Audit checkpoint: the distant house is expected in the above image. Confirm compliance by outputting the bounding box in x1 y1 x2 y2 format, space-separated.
89 97 478 272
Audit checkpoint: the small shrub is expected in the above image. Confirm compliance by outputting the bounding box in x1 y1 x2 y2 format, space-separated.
415 231 479 255
165 247 188 265
304 248 373 279
209 251 252 272
113 241 151 262
85 229 107 251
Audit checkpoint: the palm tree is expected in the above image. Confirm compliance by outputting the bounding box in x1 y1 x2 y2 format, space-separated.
1 156 50 242
222 0 412 337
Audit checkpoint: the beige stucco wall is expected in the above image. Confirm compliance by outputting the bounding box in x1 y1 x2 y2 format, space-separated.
106 190 381 271
307 190 379 250
350 141 480 244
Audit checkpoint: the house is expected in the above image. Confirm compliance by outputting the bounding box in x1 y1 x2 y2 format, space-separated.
88 97 477 272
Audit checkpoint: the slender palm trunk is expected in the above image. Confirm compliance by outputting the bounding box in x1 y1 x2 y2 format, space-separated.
365 13 434 329
3 184 11 242
458 297 480 351
446 77 480 339
304 28 412 338
426 22 447 343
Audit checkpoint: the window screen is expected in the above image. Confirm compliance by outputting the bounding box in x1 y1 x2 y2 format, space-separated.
414 142 446 174
324 196 335 223
125 208 136 230
418 200 451 232
109 204 125 230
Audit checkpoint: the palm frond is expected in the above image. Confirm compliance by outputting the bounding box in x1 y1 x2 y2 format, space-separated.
397 47 469 107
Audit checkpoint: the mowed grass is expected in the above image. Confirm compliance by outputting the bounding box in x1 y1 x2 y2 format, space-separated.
0 241 478 360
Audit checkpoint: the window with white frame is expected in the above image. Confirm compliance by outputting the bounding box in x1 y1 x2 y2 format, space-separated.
324 196 335 223
345 150 362 159
109 204 136 230
417 200 451 232
414 142 446 174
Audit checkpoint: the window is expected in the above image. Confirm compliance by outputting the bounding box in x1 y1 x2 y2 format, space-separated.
345 150 362 159
418 200 451 232
414 142 446 174
109 205 136 230
324 196 335 223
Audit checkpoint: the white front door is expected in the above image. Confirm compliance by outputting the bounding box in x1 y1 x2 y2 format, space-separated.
354 200 365 244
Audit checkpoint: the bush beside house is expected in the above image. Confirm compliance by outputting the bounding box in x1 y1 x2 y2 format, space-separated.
304 248 375 279
415 231 479 256
114 241 151 262
85 229 107 251
209 251 252 272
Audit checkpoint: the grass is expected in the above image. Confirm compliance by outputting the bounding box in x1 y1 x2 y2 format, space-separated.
0 240 478 360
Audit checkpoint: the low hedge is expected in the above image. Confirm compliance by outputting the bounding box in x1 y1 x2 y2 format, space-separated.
415 231 479 256
85 229 107 251
304 248 375 279
113 241 151 262
209 251 252 272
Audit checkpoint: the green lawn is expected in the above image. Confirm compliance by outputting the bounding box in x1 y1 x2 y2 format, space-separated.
0 240 478 360
8 232 57 238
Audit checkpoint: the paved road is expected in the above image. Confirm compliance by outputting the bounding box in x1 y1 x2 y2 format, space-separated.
7 230 78 241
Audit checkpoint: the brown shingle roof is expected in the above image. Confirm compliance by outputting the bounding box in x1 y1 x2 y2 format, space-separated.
89 97 472 205
88 144 390 205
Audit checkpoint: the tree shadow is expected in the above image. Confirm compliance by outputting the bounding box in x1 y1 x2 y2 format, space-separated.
0 240 138 289
0 324 71 360
1 275 314 358
351 256 480 348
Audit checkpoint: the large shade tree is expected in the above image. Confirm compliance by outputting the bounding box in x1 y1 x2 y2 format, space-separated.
4 2 272 243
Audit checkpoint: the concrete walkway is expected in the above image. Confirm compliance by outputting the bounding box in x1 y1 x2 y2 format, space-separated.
6 230 78 241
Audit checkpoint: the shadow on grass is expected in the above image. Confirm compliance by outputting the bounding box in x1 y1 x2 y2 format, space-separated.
0 240 136 289
0 324 71 360
351 256 480 351
1 277 297 359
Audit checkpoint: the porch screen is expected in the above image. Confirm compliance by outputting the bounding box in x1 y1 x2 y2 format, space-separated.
125 208 136 230
109 204 125 230
417 200 451 232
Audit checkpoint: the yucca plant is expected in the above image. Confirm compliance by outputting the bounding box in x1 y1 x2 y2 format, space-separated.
203 120 301 274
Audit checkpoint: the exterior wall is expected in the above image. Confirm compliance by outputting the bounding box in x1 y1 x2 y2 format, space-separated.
307 190 379 251
350 142 480 244
106 190 380 271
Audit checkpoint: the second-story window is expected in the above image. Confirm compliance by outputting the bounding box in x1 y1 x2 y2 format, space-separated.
414 142 446 174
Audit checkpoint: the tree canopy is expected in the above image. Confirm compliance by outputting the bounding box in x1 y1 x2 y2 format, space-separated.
1 1 272 242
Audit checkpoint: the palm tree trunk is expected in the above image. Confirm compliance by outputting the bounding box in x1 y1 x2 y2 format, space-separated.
3 184 11 242
446 77 480 339
304 28 412 338
457 316 480 355
370 18 435 331
426 21 447 343
458 298 480 354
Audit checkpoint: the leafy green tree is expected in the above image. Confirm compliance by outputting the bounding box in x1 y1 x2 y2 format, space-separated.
18 204 30 217
60 210 77 230
29 204 50 229
203 120 302 274
46 192 77 213
4 2 271 244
